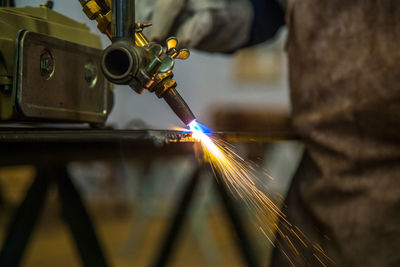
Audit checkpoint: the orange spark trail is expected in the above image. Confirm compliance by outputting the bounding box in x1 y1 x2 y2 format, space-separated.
188 121 334 266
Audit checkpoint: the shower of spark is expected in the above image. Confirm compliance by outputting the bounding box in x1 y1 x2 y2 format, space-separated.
188 120 334 266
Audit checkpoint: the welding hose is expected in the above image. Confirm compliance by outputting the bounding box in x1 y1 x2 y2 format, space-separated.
162 87 196 125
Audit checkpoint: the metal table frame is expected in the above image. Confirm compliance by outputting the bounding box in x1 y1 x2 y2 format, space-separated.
0 129 294 267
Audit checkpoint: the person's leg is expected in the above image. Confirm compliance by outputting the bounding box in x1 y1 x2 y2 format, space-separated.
270 152 333 267
271 151 400 267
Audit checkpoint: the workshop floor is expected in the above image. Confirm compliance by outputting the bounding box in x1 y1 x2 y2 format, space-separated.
0 166 272 267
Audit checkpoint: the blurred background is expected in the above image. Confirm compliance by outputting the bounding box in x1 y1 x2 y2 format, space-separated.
0 1 304 266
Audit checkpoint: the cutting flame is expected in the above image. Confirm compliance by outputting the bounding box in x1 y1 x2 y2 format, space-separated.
189 121 223 159
188 120 334 266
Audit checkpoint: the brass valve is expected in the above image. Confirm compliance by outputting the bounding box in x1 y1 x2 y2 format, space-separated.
149 37 190 98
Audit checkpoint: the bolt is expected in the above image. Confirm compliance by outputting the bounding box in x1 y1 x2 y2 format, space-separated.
84 62 98 88
40 49 55 80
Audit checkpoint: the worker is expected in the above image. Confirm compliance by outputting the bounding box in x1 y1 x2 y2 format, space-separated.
137 0 400 266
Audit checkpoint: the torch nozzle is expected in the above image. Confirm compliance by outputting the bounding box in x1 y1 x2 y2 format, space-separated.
162 88 196 126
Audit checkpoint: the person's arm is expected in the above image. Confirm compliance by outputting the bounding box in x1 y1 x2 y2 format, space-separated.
245 0 286 47
136 0 285 53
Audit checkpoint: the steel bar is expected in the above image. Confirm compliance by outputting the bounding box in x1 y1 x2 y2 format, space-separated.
0 129 196 166
0 129 297 166
57 165 109 267
152 166 202 267
212 165 261 267
0 166 51 267
0 129 297 143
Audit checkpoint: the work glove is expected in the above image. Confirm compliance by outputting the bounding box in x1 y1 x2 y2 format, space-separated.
136 0 254 52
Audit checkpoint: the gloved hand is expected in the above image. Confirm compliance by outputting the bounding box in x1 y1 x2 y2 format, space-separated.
136 0 254 52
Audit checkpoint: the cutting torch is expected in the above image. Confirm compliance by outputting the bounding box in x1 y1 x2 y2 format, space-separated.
79 0 196 125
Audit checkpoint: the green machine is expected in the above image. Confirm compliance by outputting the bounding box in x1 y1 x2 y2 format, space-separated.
0 5 113 124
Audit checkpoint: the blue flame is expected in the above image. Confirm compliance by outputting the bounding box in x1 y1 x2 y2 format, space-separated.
188 120 212 134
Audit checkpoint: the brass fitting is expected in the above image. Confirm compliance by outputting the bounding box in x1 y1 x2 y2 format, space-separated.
79 0 112 39
82 0 101 19
134 23 151 47
96 12 112 39
154 77 177 98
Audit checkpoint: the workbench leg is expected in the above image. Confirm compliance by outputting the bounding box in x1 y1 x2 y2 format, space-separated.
213 170 261 267
151 167 201 267
0 166 51 267
56 166 109 267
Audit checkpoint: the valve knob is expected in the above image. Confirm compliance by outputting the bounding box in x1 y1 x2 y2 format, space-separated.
165 37 190 60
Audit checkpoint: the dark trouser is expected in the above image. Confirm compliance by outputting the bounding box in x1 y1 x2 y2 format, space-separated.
270 152 400 267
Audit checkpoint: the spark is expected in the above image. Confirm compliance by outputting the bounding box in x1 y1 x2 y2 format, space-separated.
188 120 333 266
189 122 223 159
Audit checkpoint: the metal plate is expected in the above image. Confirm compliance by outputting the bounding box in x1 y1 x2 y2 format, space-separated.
0 128 297 166
15 31 112 123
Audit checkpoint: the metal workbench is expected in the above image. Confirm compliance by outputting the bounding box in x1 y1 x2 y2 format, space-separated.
0 128 297 267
